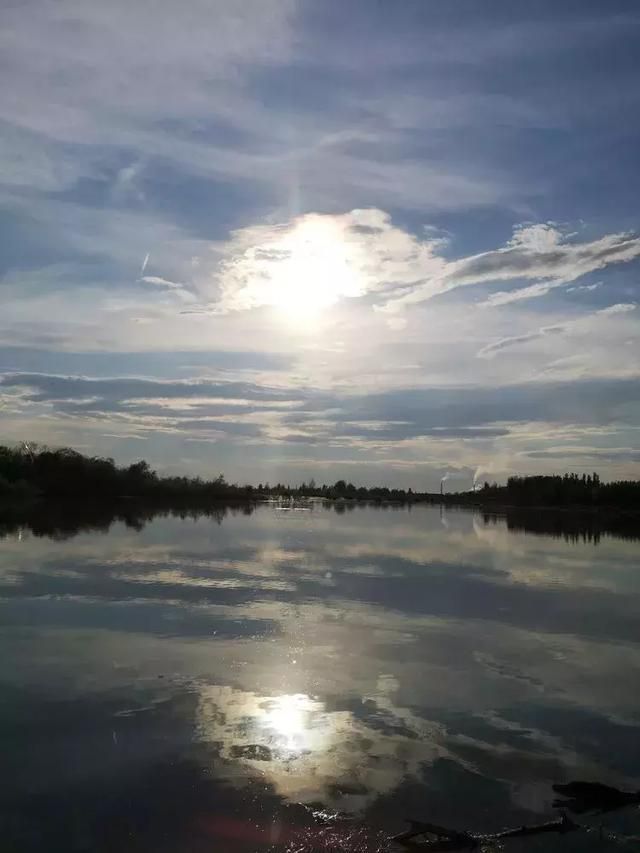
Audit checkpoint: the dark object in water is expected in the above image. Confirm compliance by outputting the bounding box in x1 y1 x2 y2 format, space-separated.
392 812 578 850
229 743 272 761
552 780 640 814
393 779 640 849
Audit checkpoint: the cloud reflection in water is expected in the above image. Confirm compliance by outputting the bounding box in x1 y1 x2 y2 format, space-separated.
2 504 640 851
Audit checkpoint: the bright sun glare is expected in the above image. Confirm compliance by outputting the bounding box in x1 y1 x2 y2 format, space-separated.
262 693 320 753
267 218 365 321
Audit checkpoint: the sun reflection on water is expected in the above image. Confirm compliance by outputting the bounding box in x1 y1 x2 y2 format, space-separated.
195 681 443 809
261 693 325 755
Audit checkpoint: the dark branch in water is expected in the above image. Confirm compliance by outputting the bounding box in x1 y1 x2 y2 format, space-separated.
392 813 578 850
391 782 640 850
552 781 640 814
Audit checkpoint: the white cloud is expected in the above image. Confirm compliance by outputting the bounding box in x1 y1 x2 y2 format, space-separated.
0 0 298 137
477 326 565 359
141 275 186 291
210 209 446 314
508 222 565 250
477 303 637 359
203 211 640 316
407 224 640 311
0 0 513 217
597 302 636 316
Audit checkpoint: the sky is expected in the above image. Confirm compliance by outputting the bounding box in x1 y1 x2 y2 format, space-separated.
1 0 639 489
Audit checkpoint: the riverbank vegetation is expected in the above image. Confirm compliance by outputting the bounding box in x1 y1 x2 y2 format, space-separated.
1 443 639 510
0 443 252 503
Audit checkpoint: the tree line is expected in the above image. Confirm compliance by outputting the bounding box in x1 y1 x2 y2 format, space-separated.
0 443 252 503
1 443 639 510
250 472 640 508
258 478 419 502
470 472 640 509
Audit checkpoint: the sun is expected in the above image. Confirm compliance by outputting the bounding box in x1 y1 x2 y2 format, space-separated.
266 217 366 321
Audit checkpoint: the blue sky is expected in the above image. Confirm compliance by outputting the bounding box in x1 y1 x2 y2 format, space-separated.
1 0 639 488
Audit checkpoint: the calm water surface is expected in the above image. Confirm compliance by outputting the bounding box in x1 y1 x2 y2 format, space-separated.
2 503 639 851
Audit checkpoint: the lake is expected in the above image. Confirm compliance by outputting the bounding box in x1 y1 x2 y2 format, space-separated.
1 502 639 851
